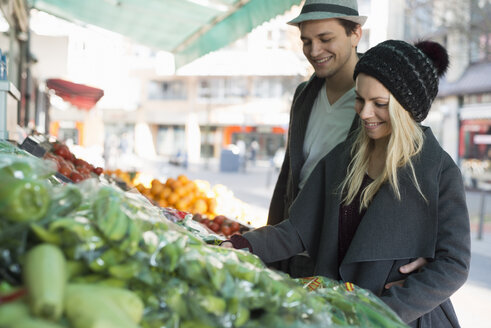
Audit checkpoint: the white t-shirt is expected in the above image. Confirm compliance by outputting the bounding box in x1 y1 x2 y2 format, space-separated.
299 83 357 190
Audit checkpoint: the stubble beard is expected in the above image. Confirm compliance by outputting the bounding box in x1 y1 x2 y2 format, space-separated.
313 49 353 80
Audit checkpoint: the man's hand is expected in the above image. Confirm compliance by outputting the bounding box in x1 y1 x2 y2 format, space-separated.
221 241 233 248
384 257 427 289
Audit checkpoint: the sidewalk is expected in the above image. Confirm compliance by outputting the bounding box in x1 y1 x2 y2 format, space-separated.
452 230 491 328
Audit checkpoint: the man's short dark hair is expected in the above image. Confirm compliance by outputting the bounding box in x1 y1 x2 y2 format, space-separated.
337 19 360 36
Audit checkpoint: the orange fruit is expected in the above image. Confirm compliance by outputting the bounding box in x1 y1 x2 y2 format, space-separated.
160 187 172 199
175 199 189 211
177 174 189 184
151 183 164 196
170 180 181 191
167 193 179 205
135 183 145 193
193 199 208 214
207 198 217 213
165 178 175 187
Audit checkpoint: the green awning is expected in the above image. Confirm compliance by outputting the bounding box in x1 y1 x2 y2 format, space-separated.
28 0 302 68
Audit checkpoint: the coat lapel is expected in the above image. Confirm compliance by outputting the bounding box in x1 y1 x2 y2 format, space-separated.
339 128 443 285
289 75 324 194
340 179 436 263
308 146 351 279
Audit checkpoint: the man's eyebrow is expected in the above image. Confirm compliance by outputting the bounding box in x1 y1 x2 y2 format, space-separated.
300 32 334 40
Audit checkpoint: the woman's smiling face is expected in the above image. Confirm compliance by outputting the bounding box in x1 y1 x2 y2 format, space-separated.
355 73 392 141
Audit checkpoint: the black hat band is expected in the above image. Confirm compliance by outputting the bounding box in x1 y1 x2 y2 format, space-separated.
301 4 359 16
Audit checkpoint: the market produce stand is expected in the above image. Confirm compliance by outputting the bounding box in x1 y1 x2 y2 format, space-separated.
0 139 409 327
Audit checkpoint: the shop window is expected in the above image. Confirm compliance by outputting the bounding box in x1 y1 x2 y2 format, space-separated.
252 77 301 99
156 125 185 156
198 78 247 102
148 80 187 100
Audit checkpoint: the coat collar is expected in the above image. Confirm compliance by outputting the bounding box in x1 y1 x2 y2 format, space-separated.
308 128 444 281
342 128 442 265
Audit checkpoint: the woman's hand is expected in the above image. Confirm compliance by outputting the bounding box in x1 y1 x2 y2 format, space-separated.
385 257 428 289
221 241 234 248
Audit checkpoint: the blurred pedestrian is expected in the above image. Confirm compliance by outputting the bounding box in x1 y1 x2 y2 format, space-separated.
236 139 247 172
249 139 259 165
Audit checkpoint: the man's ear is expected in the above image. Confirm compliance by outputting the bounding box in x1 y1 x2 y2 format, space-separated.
351 25 362 48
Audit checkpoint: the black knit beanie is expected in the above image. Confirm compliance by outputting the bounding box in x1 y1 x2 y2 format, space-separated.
353 40 449 122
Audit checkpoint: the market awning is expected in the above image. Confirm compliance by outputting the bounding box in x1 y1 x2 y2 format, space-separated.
46 78 104 110
28 0 303 68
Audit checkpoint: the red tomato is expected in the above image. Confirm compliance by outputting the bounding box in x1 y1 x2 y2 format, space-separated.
44 153 61 170
70 171 84 183
221 225 231 236
51 142 62 151
77 166 92 176
59 165 72 177
74 158 89 168
213 215 226 225
209 222 220 233
93 167 104 175
63 160 74 171
230 221 240 233
54 146 71 160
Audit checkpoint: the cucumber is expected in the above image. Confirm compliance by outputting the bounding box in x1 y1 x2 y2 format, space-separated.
12 318 67 328
65 284 140 328
23 243 67 321
0 301 31 326
66 284 143 324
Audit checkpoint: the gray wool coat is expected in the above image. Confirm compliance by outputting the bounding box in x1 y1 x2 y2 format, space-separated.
267 73 359 276
244 127 471 327
267 74 359 226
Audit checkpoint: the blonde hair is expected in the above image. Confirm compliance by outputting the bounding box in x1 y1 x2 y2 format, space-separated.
340 94 426 210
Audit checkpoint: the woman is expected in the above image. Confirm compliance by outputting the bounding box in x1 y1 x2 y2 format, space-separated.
223 40 470 327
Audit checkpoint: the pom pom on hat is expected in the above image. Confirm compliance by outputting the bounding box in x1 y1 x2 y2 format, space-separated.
415 40 449 77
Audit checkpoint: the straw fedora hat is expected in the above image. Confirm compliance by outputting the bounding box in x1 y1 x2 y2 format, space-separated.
288 0 367 26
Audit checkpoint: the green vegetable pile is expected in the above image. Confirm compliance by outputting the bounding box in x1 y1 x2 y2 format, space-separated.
0 141 408 328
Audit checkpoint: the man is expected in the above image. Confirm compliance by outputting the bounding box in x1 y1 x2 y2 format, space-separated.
267 0 426 279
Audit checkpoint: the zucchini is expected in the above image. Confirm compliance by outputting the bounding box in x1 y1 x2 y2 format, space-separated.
66 283 143 324
65 284 140 328
0 300 31 326
12 318 67 328
23 243 66 321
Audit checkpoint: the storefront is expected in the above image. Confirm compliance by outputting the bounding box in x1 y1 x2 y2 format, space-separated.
459 104 491 187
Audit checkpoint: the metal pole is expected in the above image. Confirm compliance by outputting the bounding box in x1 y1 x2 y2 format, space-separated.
204 99 210 170
477 188 486 240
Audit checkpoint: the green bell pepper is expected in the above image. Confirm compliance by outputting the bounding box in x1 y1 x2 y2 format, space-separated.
0 177 50 222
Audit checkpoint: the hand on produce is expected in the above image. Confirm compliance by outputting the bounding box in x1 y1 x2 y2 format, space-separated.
219 234 253 252
221 241 233 248
384 257 427 289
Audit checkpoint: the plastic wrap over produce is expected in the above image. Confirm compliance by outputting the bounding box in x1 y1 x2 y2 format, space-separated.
0 143 408 328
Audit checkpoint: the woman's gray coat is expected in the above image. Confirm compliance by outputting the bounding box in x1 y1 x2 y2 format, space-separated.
244 127 471 327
